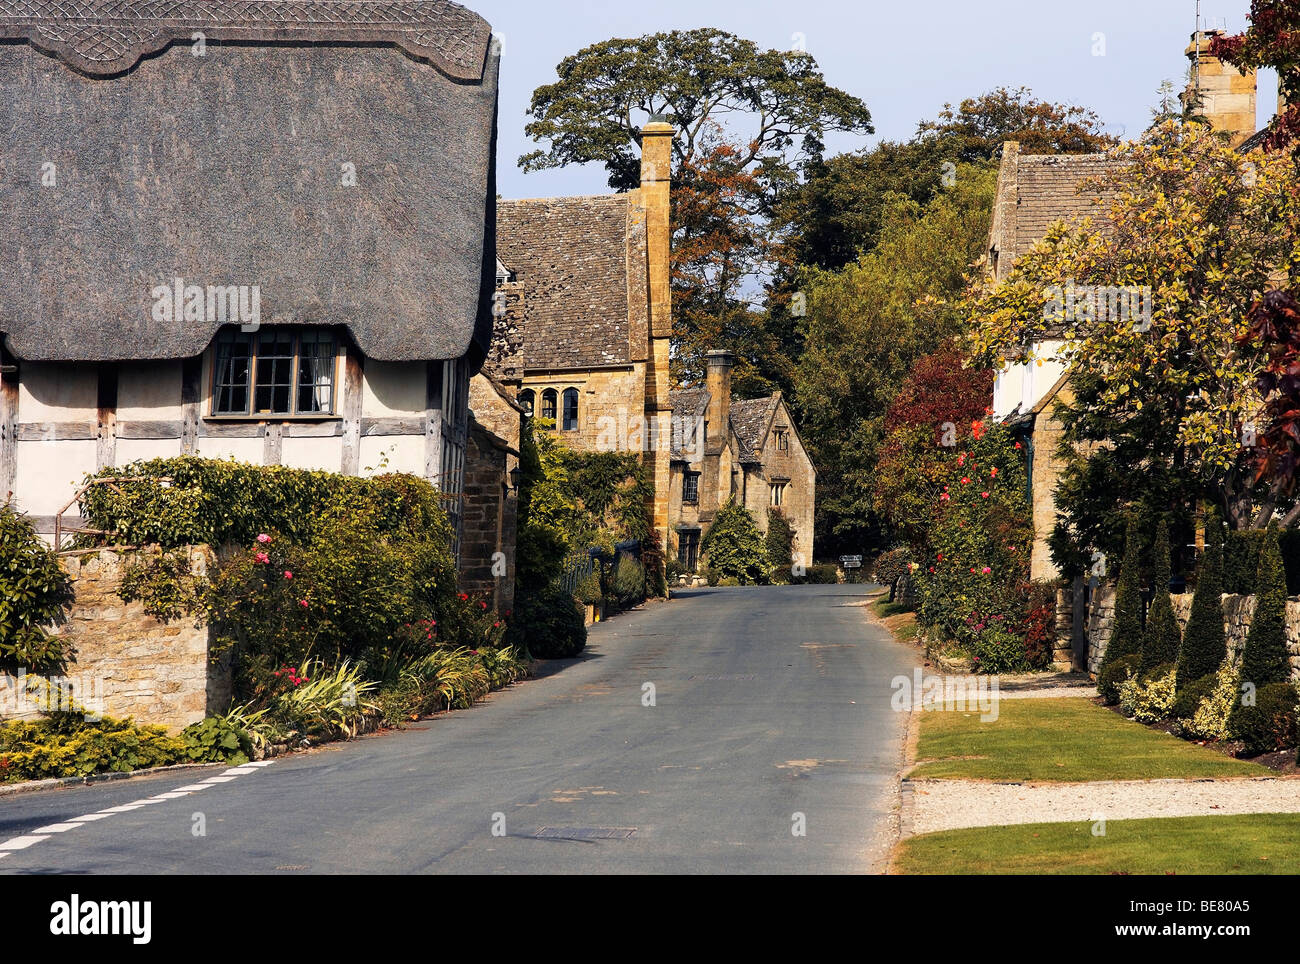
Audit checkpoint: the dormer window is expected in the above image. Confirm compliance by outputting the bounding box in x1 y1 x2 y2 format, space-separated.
775 429 789 452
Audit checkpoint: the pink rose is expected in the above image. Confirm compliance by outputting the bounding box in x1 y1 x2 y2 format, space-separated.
283 570 293 580
256 533 272 544
299 600 308 608
255 552 269 564
981 566 991 574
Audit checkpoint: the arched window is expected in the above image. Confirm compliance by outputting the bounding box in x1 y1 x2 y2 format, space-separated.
518 389 535 416
541 388 558 422
562 388 579 431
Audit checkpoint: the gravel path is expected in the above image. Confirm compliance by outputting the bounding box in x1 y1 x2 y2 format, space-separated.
908 777 1300 834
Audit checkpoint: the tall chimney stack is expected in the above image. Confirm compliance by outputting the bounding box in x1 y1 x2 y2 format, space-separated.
640 117 675 551
705 350 734 454
1183 29 1257 147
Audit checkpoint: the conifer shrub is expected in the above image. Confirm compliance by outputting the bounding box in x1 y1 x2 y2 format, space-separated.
1099 515 1145 671
1176 512 1227 691
1139 520 1181 673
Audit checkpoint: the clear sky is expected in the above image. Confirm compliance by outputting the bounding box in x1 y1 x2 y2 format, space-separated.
470 0 1276 200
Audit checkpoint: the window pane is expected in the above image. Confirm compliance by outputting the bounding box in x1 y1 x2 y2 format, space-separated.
254 330 294 414
213 331 252 415
518 390 534 415
296 332 335 414
541 389 557 421
562 389 579 431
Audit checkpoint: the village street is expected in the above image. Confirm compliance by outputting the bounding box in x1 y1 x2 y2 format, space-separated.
0 585 916 875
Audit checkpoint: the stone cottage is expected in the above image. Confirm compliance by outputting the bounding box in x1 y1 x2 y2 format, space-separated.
989 30 1262 583
668 352 815 573
0 0 503 564
475 120 676 550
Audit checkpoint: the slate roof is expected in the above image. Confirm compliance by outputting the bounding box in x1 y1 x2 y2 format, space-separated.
493 194 646 372
669 387 709 458
729 396 780 464
668 388 780 465
0 0 499 364
989 147 1123 284
1010 153 1118 254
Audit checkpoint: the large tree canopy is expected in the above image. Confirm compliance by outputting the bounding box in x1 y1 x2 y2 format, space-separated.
520 28 873 190
1212 2 1300 154
916 86 1118 162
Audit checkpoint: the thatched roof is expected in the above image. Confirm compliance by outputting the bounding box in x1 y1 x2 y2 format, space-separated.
1 0 499 364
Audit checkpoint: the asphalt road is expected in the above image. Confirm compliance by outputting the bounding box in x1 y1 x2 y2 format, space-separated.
0 583 918 874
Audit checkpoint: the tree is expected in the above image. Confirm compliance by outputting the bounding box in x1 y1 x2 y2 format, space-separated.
1140 520 1182 672
765 506 795 573
1236 524 1290 691
873 345 995 548
1176 511 1228 689
795 164 997 554
916 86 1117 162
968 121 1300 554
521 30 872 390
700 499 767 584
1211 3 1300 154
1101 516 1146 669
1238 290 1300 524
520 29 872 190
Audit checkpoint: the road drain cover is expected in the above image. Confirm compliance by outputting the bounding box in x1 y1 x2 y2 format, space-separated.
533 827 636 840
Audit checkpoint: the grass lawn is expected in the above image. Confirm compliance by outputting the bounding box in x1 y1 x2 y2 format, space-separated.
871 597 920 643
897 813 1300 874
911 698 1266 782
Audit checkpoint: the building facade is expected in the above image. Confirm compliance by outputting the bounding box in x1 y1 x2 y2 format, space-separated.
0 0 501 556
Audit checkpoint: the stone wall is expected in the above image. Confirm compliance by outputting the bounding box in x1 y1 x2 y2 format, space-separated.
1085 582 1300 680
1 546 228 732
459 418 517 613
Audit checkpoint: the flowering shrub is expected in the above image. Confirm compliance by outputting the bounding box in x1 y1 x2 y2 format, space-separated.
914 421 1034 668
1183 663 1239 741
1118 664 1177 723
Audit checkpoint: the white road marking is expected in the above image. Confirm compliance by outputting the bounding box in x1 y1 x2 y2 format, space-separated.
34 823 82 833
97 804 145 814
0 835 50 851
70 813 112 822
222 767 257 776
150 791 193 800
242 761 276 767
129 799 164 806
173 784 212 792
201 776 238 783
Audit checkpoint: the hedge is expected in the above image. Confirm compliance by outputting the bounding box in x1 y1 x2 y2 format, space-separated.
77 456 452 551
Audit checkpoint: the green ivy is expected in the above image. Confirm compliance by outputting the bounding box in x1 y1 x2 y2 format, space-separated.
700 500 768 585
0 505 73 672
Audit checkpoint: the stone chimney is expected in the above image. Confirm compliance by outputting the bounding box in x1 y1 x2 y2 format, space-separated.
640 117 674 342
1183 29 1257 147
705 350 734 454
640 117 675 551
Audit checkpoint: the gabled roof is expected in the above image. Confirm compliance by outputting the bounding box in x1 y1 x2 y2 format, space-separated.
492 194 647 373
0 0 499 364
669 387 709 458
730 396 781 464
989 144 1122 281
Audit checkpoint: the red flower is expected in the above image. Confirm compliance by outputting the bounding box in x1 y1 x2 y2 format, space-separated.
981 491 989 499
299 599 309 608
960 477 970 485
458 593 469 601
255 552 269 564
493 621 500 628
1014 442 1022 449
479 600 488 610
283 570 293 580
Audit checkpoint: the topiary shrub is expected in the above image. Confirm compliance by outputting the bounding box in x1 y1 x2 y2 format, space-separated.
1118 662 1177 723
513 583 586 659
1230 681 1298 756
1176 512 1227 691
1099 515 1145 673
1098 653 1141 705
1140 521 1181 673
765 507 795 572
1184 662 1239 741
701 500 768 585
0 504 73 672
1171 672 1217 721
1231 524 1290 736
